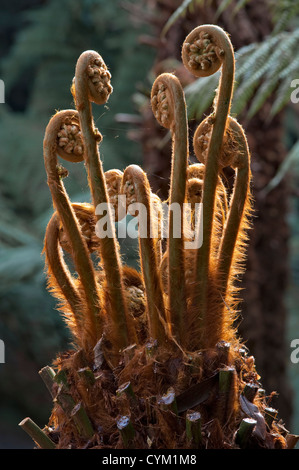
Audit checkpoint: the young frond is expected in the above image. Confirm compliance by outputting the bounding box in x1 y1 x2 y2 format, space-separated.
185 29 299 120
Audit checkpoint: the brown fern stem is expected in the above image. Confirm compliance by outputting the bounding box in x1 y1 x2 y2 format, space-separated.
151 193 164 267
44 213 84 343
122 165 167 344
198 117 251 348
216 118 251 299
182 25 235 342
151 73 188 344
43 110 102 346
73 51 136 350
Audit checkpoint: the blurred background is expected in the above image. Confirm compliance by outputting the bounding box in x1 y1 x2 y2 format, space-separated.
0 0 299 448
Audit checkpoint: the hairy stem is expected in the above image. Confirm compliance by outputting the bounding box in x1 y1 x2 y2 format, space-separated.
122 165 167 343
151 73 188 344
44 213 85 343
216 118 251 298
74 51 136 350
182 25 235 339
43 110 102 346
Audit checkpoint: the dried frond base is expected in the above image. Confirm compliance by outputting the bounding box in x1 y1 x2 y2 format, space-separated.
38 340 292 450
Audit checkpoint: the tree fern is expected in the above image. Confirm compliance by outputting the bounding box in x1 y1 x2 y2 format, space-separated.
247 31 299 118
262 140 299 195
234 30 299 116
271 0 299 34
269 57 299 117
231 37 281 115
215 0 236 19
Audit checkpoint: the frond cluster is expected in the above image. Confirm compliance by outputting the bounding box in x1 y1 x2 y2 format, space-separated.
19 24 296 450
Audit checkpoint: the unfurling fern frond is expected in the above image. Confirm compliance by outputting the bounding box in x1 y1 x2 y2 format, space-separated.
185 30 299 120
19 24 297 451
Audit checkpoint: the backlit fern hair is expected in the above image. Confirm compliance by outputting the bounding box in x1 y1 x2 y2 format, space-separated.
182 25 235 345
72 50 137 356
42 25 253 357
43 110 103 350
151 73 189 345
20 24 292 452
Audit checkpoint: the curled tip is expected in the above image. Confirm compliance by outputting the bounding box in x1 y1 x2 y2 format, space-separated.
151 73 181 129
58 203 98 254
225 118 249 170
105 169 124 221
187 163 205 180
187 177 203 206
193 115 242 169
122 163 144 180
121 164 145 211
45 110 85 163
182 25 226 77
75 50 113 105
193 116 214 166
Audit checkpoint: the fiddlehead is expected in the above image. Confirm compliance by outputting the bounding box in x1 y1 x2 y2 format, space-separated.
151 73 188 345
73 51 136 351
58 202 99 254
121 164 167 344
43 110 103 347
182 25 235 342
186 163 228 220
56 116 84 162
